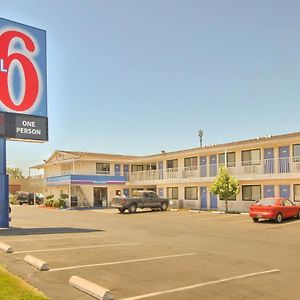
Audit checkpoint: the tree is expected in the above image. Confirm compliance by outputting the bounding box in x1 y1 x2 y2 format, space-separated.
7 168 24 179
210 167 240 212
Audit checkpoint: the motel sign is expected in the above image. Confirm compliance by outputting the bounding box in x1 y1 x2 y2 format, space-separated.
0 18 48 141
0 18 48 228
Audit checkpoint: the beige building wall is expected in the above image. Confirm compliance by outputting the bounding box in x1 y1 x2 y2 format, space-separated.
9 177 44 194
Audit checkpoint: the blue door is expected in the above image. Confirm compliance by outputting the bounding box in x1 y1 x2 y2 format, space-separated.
158 161 163 179
264 185 274 198
279 146 290 173
158 188 163 197
200 187 207 209
210 155 217 177
280 185 290 199
210 192 218 209
123 189 129 197
200 156 207 177
264 148 274 173
114 164 121 176
123 165 129 181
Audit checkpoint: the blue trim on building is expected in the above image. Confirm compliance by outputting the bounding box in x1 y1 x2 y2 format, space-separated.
46 174 126 186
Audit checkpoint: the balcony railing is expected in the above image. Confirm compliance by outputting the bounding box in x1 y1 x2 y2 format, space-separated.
45 156 300 184
129 156 300 183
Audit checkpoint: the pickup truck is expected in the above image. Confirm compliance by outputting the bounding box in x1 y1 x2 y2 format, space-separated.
111 191 169 214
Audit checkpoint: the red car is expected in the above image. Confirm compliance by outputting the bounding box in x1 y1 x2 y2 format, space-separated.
249 197 300 223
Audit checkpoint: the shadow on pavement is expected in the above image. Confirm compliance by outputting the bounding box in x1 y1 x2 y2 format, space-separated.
0 227 104 236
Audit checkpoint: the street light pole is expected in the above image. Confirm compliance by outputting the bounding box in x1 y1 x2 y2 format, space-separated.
0 138 9 228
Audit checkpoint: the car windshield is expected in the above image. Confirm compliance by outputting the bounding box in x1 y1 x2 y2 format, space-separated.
256 199 277 206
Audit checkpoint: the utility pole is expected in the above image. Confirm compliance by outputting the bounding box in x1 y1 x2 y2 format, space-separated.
198 130 204 147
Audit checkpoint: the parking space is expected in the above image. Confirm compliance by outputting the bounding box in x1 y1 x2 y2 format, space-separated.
1 205 300 299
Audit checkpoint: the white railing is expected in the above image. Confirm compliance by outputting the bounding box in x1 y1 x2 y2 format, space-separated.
45 156 300 184
129 157 300 183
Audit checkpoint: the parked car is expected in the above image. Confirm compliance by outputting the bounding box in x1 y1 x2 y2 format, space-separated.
249 198 300 223
16 191 43 205
28 193 43 205
111 191 170 213
16 191 29 205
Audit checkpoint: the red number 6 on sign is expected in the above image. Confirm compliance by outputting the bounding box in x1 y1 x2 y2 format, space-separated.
0 30 39 112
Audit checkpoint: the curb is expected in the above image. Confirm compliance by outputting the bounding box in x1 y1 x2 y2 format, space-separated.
69 276 113 299
24 255 49 271
0 242 13 253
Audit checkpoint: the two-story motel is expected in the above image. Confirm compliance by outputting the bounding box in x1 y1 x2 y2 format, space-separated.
32 132 300 212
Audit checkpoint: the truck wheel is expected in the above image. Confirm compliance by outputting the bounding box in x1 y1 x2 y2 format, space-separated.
118 208 125 214
128 203 137 214
161 202 168 211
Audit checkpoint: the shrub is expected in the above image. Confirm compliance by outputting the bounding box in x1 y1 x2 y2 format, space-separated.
9 194 18 205
58 199 67 208
52 199 60 208
46 194 54 200
60 193 68 200
44 199 54 207
46 198 66 208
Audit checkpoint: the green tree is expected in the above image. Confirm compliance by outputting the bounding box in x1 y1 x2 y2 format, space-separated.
7 168 24 179
210 167 240 212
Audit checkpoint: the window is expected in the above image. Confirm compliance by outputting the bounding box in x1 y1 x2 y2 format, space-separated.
150 192 158 198
131 165 143 172
184 157 198 170
185 187 198 200
146 163 157 170
218 152 236 167
242 185 261 201
294 185 300 202
256 198 276 206
283 200 294 206
167 159 178 170
242 149 261 166
293 144 300 162
167 187 179 200
96 163 110 174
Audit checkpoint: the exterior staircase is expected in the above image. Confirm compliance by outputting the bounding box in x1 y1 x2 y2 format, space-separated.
71 186 90 207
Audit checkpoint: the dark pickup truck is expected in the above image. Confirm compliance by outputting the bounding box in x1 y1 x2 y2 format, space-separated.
111 191 169 213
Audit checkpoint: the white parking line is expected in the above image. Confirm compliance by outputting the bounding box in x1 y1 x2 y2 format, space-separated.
0 234 106 243
269 220 300 228
13 242 141 254
120 269 280 300
49 253 195 272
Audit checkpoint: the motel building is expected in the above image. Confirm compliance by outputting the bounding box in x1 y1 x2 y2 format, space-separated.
31 132 300 212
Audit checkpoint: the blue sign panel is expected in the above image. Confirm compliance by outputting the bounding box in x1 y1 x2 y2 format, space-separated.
0 18 47 117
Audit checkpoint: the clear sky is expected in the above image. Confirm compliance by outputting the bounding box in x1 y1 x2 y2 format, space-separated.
1 0 300 175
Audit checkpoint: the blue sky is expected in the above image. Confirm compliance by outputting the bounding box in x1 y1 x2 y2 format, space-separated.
1 0 300 174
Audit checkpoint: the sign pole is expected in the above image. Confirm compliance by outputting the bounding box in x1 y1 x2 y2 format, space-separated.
0 138 9 228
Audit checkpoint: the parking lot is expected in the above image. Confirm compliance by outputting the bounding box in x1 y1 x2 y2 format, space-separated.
1 206 300 300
